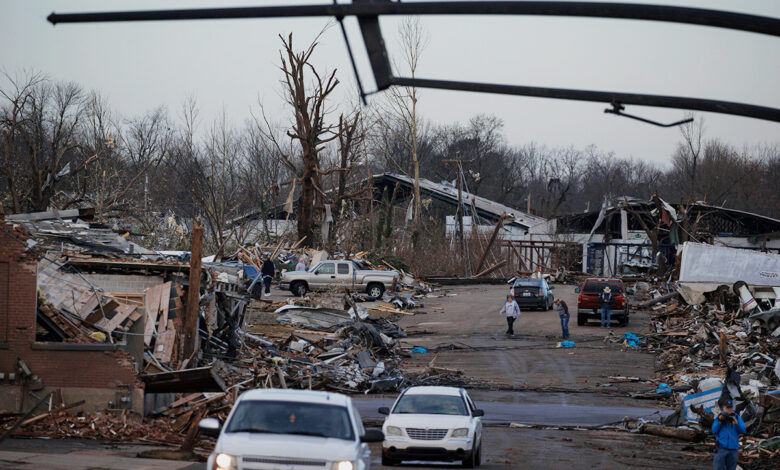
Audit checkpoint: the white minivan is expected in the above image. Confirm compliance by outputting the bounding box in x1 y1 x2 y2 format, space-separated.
200 389 384 470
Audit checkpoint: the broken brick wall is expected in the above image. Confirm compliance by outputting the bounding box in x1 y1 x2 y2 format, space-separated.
0 223 143 413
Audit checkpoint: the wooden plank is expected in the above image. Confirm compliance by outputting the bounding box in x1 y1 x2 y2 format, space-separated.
474 260 508 278
182 223 203 358
155 319 176 364
156 282 172 336
73 289 100 318
102 304 138 333
474 213 505 275
144 283 166 346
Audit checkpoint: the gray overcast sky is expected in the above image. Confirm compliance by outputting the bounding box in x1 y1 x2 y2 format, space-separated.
2 0 778 165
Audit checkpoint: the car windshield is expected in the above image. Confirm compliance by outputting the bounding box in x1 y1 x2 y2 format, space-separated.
393 394 468 416
225 400 354 440
583 281 623 293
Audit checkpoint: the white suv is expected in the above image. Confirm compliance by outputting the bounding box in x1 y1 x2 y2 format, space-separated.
200 389 384 470
378 386 484 467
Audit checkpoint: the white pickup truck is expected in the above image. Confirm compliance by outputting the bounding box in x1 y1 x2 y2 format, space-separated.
279 260 399 297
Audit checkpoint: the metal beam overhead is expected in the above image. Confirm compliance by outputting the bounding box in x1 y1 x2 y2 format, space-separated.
46 1 780 124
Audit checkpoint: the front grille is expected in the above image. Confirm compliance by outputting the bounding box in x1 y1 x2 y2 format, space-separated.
406 428 448 440
242 456 327 467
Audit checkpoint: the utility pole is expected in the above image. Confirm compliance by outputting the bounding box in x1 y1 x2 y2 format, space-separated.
443 156 473 276
183 218 203 361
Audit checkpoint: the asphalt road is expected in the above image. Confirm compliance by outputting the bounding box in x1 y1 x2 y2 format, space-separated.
353 395 671 427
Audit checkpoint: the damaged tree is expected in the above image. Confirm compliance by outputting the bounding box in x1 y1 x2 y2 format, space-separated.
257 32 365 247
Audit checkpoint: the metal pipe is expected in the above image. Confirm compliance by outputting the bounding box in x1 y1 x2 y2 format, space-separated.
390 76 780 123
47 2 780 38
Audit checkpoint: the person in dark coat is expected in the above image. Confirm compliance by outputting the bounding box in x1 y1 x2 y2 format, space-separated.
260 257 275 297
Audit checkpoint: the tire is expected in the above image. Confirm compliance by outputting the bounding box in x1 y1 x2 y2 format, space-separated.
291 281 307 297
367 283 384 298
381 454 397 467
475 442 482 466
462 444 477 468
577 313 586 326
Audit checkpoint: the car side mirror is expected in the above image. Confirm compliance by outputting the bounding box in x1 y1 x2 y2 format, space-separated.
198 417 221 437
361 429 385 443
378 407 390 415
574 287 581 293
472 409 485 417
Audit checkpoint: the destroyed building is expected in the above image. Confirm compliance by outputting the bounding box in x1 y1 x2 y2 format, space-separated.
0 220 144 414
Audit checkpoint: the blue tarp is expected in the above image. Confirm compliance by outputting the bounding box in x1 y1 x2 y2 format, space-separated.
559 341 575 348
410 347 427 354
622 332 644 348
244 264 261 281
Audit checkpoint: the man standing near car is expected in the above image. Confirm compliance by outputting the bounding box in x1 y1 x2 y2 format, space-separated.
500 294 521 336
712 399 745 470
554 299 570 339
260 256 275 297
599 286 613 328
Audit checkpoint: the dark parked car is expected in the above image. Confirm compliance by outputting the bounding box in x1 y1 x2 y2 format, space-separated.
575 278 629 326
509 277 555 311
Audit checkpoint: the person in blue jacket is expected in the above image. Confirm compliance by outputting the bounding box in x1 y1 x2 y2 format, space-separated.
711 399 745 470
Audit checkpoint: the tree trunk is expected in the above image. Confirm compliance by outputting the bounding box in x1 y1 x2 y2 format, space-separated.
298 143 315 246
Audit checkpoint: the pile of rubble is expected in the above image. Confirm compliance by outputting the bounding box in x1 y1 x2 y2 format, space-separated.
1 210 450 449
624 283 780 463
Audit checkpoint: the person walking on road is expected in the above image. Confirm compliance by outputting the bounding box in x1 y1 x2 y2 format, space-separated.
599 286 614 328
712 399 745 470
500 294 521 336
554 299 570 339
260 257 275 297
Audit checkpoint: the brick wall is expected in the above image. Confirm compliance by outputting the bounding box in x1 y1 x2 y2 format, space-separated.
0 223 143 413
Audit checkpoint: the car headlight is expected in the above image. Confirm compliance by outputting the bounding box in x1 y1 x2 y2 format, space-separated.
385 426 403 436
213 453 236 470
332 461 354 470
451 428 469 438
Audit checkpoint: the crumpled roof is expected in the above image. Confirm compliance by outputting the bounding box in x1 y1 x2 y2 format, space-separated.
375 173 548 230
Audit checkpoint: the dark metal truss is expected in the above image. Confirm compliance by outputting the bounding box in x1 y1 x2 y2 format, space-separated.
47 1 780 124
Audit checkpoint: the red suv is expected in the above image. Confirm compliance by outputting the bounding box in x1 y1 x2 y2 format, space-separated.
575 278 629 326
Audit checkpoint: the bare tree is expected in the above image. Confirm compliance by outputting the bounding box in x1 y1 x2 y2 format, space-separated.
673 114 704 200
256 32 365 247
372 17 428 242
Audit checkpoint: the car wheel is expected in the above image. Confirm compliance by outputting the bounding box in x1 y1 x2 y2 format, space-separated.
381 454 397 467
367 283 384 298
577 313 586 326
291 281 307 297
475 442 482 466
462 444 477 468
619 316 629 327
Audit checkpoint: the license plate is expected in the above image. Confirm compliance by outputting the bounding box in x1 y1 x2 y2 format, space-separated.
522 292 531 296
